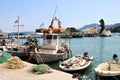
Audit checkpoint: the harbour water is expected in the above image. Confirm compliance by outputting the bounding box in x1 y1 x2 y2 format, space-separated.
47 35 120 80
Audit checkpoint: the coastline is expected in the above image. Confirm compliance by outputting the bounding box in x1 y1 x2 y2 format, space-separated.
0 61 77 80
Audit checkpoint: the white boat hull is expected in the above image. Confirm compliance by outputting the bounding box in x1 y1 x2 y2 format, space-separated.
59 55 93 72
59 61 92 72
95 68 120 76
33 53 67 63
94 62 120 76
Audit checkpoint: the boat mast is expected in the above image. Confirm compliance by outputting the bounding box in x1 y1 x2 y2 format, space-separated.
52 6 57 20
14 16 24 46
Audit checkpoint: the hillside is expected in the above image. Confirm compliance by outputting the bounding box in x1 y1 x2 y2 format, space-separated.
79 23 120 32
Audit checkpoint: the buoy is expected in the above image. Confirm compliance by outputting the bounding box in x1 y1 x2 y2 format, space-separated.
26 53 33 61
23 47 27 52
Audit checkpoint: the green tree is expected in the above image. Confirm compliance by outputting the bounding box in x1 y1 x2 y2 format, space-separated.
66 27 79 33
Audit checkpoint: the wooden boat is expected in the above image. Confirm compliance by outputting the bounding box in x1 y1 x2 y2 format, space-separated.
7 46 28 57
94 54 120 76
0 45 28 57
59 52 93 72
94 62 120 76
0 38 29 58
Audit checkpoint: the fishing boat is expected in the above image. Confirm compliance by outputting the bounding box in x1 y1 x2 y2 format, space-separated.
29 17 72 63
30 33 72 63
0 45 28 58
0 33 40 58
94 54 120 76
0 38 29 58
59 52 93 72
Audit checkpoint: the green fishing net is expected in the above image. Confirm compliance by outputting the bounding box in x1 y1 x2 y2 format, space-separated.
31 64 51 74
0 51 11 63
81 75 89 80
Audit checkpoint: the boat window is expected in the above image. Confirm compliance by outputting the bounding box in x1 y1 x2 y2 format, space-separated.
46 35 52 39
53 35 57 39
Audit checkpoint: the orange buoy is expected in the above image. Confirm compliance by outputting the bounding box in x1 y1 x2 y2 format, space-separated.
28 53 33 60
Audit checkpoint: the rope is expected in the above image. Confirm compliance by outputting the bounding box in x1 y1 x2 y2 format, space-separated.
36 53 44 64
35 47 44 64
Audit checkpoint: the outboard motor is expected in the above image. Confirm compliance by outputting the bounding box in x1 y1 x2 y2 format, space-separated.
84 52 88 57
113 54 118 63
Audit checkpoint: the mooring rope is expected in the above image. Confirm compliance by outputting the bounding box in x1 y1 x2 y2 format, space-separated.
35 47 44 64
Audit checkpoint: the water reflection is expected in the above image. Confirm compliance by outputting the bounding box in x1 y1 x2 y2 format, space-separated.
98 37 105 62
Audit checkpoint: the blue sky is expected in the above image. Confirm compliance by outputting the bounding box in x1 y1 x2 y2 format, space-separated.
0 0 120 32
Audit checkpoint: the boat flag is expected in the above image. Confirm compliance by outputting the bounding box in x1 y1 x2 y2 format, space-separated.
14 19 18 23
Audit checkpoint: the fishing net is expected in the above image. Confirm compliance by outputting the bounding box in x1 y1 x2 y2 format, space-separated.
0 51 11 63
81 75 90 80
31 64 52 74
5 56 25 69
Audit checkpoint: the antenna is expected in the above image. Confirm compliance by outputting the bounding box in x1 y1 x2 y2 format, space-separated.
52 6 58 19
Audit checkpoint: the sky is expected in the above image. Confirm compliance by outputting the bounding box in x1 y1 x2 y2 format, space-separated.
0 0 120 32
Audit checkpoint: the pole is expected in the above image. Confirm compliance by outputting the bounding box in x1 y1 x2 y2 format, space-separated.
14 16 24 49
18 16 20 44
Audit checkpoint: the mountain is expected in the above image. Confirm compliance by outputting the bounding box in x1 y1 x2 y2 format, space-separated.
108 23 120 32
113 23 120 28
79 23 120 31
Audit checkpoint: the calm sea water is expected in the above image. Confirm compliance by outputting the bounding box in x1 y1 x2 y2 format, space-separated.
47 35 120 80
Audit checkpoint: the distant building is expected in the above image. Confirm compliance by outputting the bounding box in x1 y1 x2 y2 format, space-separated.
81 26 101 37
81 26 100 34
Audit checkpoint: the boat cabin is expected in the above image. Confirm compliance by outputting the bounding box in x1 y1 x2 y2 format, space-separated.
43 34 59 46
42 33 60 50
